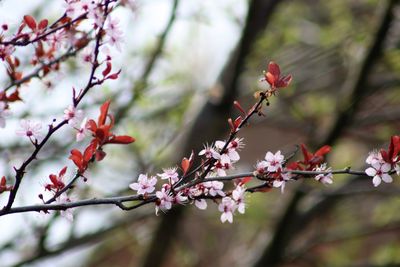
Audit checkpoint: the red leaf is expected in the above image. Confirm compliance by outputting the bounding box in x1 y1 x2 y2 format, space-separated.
49 174 58 186
300 144 311 163
84 141 97 162
233 116 242 129
276 74 292 88
59 166 68 177
98 101 110 126
107 69 121 80
109 135 136 144
87 119 98 132
38 19 48 30
69 149 83 169
233 100 246 116
1 176 6 186
239 176 252 186
102 61 112 77
315 145 331 157
268 61 281 77
181 158 190 175
7 90 22 102
23 15 37 30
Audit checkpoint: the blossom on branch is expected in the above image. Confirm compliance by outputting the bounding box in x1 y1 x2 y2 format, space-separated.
264 150 284 172
157 167 179 184
218 197 236 223
272 170 292 193
129 174 157 195
365 162 393 187
64 105 83 126
155 187 173 214
313 163 333 185
15 119 42 141
232 185 246 214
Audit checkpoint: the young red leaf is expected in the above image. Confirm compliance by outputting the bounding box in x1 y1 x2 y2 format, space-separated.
181 157 190 175
107 69 121 80
38 19 48 30
315 145 331 157
102 61 112 77
98 101 111 126
300 144 311 163
109 135 136 144
238 176 252 186
59 166 68 177
233 100 246 116
233 116 242 129
23 15 37 30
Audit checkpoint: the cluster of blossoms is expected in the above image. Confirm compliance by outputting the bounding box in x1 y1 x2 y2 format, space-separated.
129 168 248 223
365 135 399 187
0 0 125 129
254 144 333 193
1 47 398 226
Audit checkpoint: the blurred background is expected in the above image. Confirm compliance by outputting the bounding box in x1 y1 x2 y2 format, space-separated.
0 0 399 266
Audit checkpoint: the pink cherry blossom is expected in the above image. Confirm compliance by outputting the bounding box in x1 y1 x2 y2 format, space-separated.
0 44 14 61
56 193 74 221
76 118 89 142
129 174 157 195
194 199 207 210
255 160 268 175
232 185 246 214
214 138 243 162
64 105 83 126
46 29 68 50
105 16 123 51
272 171 292 193
155 187 173 214
198 143 219 159
365 163 393 187
81 46 95 63
157 167 179 184
366 151 384 165
203 181 225 197
218 197 236 223
15 120 42 140
314 163 333 185
264 150 284 172
172 192 188 205
87 5 105 28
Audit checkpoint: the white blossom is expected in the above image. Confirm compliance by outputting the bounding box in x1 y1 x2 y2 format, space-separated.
218 197 236 223
15 120 42 140
157 167 179 184
314 163 333 185
264 151 284 172
365 163 393 187
129 174 157 195
232 185 246 214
